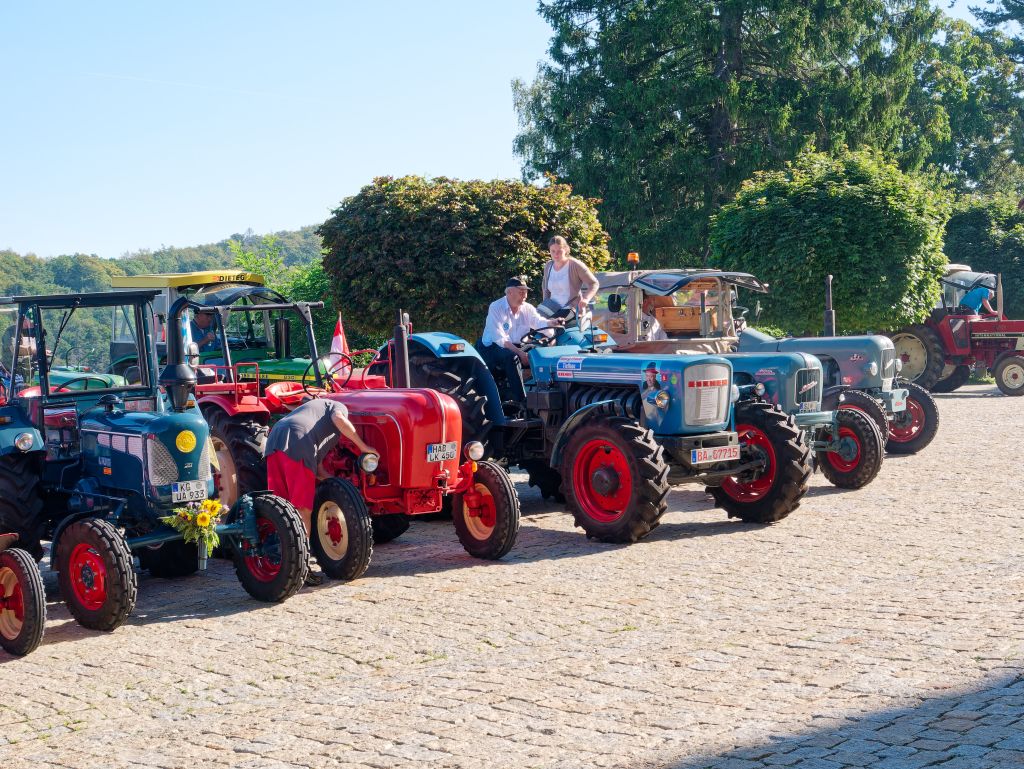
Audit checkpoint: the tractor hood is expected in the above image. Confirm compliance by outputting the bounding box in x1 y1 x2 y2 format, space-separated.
725 352 823 415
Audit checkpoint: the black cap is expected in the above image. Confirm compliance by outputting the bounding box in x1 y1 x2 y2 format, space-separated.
505 276 530 289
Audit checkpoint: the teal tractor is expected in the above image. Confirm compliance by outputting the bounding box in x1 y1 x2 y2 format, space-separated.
370 309 812 543
0 290 308 634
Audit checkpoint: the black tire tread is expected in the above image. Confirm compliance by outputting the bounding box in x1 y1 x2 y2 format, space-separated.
816 409 884 489
371 514 410 544
886 380 940 454
409 355 493 456
310 479 374 580
204 407 269 502
710 402 811 523
0 546 46 656
930 364 971 394
0 455 45 561
890 325 945 389
57 518 137 632
561 416 670 543
232 494 309 601
841 389 891 445
453 460 520 559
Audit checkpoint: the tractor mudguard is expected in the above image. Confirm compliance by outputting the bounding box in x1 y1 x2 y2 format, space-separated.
0 405 43 455
549 399 628 468
49 510 108 570
408 333 506 425
198 392 271 418
821 384 848 412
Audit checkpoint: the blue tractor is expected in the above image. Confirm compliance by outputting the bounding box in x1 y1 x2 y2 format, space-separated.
370 310 812 543
0 290 308 633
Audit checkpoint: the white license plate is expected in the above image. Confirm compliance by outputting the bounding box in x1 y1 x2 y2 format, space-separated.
172 480 208 503
690 445 741 465
892 399 906 411
426 441 458 463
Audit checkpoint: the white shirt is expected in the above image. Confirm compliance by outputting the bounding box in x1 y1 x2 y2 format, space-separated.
547 262 573 307
481 298 549 347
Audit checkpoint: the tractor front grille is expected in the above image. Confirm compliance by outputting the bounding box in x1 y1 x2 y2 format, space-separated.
795 368 822 405
683 363 731 425
197 439 211 480
146 438 180 486
881 348 896 380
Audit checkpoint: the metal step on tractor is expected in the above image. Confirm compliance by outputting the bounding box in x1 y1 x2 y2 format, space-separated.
0 290 308 635
594 265 886 488
169 297 521 575
890 264 1024 396
0 532 45 656
593 261 938 457
368 307 814 543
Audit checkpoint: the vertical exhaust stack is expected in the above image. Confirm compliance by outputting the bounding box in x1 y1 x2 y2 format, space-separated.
393 309 411 388
160 297 198 412
823 274 836 337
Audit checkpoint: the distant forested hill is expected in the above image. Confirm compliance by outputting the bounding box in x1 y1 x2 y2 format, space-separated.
0 226 322 297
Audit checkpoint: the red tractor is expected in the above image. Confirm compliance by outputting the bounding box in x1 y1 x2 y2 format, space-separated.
892 266 1024 396
176 299 521 576
0 533 46 656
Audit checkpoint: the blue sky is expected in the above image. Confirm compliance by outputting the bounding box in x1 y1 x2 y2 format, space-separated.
0 1 982 259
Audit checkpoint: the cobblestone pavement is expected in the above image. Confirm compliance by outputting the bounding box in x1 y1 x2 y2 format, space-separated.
2 384 1022 769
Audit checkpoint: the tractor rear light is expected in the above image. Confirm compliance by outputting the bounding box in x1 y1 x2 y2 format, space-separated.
359 452 380 473
464 441 485 461
444 343 465 353
14 432 34 452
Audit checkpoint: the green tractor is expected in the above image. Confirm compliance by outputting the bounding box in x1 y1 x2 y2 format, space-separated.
0 290 308 634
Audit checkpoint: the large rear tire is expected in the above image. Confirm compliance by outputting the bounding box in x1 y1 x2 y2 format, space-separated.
886 380 939 454
452 460 520 559
993 355 1024 396
931 364 971 394
840 389 890 445
371 514 410 544
232 494 308 602
710 402 811 523
57 518 137 632
310 479 374 580
0 546 46 656
890 325 945 389
0 455 45 561
521 459 566 503
560 417 670 543
203 407 268 507
815 409 884 489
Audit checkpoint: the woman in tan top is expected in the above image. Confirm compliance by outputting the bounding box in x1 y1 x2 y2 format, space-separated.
542 236 599 314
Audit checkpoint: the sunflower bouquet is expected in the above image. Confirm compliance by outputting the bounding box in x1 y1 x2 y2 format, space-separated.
160 499 225 559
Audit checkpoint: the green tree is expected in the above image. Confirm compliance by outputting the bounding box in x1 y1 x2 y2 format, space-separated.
944 196 1024 318
319 176 610 338
515 0 942 265
229 234 294 293
710 149 950 334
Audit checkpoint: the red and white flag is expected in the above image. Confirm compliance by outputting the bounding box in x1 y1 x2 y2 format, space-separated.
330 311 349 356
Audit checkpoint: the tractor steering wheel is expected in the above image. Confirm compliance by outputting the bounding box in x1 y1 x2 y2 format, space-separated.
62 346 95 369
51 376 111 393
302 352 353 396
520 326 565 349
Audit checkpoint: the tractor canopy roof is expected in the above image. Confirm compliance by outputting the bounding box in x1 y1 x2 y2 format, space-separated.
941 271 996 291
598 269 769 295
111 271 265 290
192 283 289 307
0 289 162 309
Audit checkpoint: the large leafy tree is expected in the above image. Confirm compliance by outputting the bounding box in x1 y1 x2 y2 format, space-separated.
710 149 950 335
319 176 610 339
515 0 941 265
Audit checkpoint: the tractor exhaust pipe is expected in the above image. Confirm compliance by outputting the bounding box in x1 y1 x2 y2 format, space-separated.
823 274 836 337
393 309 411 388
160 297 198 412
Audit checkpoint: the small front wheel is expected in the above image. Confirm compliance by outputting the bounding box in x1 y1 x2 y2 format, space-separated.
0 546 46 656
994 355 1024 396
311 479 374 580
232 494 309 602
57 518 137 632
886 380 939 454
816 409 884 489
453 460 520 559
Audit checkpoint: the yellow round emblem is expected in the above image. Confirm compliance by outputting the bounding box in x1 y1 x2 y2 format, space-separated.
175 430 197 453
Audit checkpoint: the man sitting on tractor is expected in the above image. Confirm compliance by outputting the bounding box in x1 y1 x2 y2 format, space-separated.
958 286 996 316
190 309 221 352
265 395 378 584
477 276 563 404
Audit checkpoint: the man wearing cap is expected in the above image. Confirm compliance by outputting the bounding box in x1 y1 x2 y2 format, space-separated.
478 276 562 403
190 309 221 352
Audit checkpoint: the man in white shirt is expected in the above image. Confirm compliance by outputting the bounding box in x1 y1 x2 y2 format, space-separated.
477 276 562 403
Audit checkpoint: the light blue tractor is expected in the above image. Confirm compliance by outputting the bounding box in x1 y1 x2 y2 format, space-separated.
369 310 813 543
0 290 308 635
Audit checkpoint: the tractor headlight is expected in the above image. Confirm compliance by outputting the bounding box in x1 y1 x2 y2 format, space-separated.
654 390 671 410
753 382 766 397
866 361 879 377
730 384 740 403
14 432 34 452
464 441 485 461
894 357 903 373
359 453 379 473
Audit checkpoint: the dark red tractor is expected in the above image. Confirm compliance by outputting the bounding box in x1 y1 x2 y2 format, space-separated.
0 533 45 656
891 267 1024 396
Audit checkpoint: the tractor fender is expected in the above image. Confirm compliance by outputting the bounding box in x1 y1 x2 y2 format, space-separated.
198 393 271 419
407 334 507 426
821 385 848 412
549 399 628 469
0 429 44 457
49 510 105 571
994 350 1024 367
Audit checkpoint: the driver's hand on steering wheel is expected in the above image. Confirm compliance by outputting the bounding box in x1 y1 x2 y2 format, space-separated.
549 317 566 327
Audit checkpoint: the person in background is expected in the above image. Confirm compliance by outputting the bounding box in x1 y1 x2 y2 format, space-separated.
542 236 599 315
265 395 377 585
958 286 996 315
190 309 221 352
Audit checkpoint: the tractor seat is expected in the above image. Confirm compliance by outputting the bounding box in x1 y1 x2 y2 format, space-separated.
264 381 326 411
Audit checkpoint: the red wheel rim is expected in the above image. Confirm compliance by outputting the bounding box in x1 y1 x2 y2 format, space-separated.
720 424 777 502
825 426 861 473
572 438 634 523
69 543 107 611
244 518 282 583
889 397 924 443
